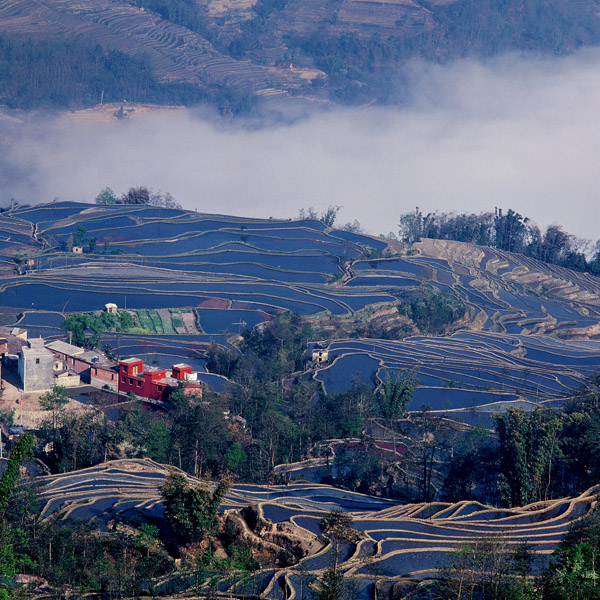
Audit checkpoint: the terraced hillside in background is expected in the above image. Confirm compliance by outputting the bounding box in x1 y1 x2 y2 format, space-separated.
0 0 317 109
3 200 600 408
3 0 600 109
36 458 599 598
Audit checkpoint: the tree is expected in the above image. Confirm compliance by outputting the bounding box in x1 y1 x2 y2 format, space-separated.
495 408 557 507
398 207 424 243
441 427 499 504
95 187 119 205
440 536 537 600
160 473 231 543
0 435 34 516
0 435 35 599
342 219 364 233
316 566 346 600
321 206 340 228
316 511 360 600
39 385 69 421
399 292 466 336
39 386 70 466
149 190 182 209
414 406 440 502
144 421 171 463
544 506 600 600
494 207 528 253
298 207 318 220
73 225 87 247
61 313 90 346
378 369 417 420
121 186 150 205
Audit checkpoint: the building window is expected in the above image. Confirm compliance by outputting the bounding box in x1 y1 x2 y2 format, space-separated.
136 381 141 387
122 376 126 383
36 358 40 364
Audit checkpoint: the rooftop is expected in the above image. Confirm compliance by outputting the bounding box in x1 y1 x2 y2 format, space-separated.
46 340 85 357
120 357 143 364
79 351 102 362
21 346 53 358
172 363 192 369
94 363 118 372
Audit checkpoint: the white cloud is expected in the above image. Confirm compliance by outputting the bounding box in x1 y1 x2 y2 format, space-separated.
2 48 600 240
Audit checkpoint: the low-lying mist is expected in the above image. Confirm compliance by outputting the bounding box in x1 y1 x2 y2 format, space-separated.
2 49 600 240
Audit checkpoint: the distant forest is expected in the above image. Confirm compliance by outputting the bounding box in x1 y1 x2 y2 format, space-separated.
398 207 600 276
287 0 600 103
2 0 600 110
0 35 254 113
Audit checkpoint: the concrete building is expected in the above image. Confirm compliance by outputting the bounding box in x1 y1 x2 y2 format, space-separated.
18 339 54 392
89 364 119 391
11 328 27 341
105 303 118 314
46 340 85 368
312 348 329 364
45 340 119 390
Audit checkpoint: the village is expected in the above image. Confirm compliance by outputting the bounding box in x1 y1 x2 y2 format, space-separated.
0 303 204 431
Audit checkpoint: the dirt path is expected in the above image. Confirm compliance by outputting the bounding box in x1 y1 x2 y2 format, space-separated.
0 370 93 428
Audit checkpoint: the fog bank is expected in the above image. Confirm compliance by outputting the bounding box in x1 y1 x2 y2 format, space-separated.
2 49 600 240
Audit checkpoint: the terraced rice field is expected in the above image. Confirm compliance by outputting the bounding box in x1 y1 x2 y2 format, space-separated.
36 458 599 597
312 332 600 425
0 0 315 102
0 203 393 329
4 201 600 410
4 202 600 334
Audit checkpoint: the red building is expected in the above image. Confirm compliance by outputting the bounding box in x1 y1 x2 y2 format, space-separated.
118 358 202 401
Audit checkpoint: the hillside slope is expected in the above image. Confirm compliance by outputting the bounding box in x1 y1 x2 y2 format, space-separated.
36 458 599 597
2 0 600 109
3 201 600 420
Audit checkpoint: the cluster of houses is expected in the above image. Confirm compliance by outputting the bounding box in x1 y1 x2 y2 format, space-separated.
1 329 202 402
0 314 333 404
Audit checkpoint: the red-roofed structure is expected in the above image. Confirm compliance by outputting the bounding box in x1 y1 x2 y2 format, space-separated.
118 358 202 401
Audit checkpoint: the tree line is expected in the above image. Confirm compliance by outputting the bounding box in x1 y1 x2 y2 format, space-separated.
285 0 600 105
0 35 256 114
95 186 182 208
443 393 600 507
398 207 600 275
0 36 205 109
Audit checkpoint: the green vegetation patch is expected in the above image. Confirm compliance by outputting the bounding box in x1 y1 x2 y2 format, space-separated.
61 308 201 348
147 309 164 334
169 309 184 330
136 310 156 333
158 309 176 334
399 292 466 336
